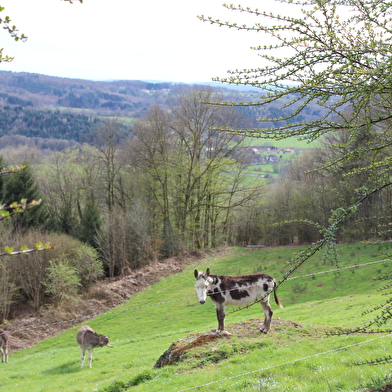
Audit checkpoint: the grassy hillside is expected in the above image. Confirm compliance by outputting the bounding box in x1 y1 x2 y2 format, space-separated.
246 136 321 149
1 243 391 392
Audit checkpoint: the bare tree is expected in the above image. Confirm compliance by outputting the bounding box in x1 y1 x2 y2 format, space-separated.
86 119 129 212
125 89 263 250
95 205 151 278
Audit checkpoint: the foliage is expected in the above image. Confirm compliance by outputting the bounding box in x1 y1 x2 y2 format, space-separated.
128 89 264 251
0 222 18 321
0 160 53 318
198 0 392 366
77 194 102 248
2 163 48 229
0 164 51 258
0 108 105 142
8 231 103 311
70 244 104 289
0 1 79 62
0 69 329 146
199 0 392 214
44 258 81 307
0 6 27 63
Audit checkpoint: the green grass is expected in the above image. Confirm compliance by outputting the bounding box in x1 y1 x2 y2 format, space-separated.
245 136 321 149
1 242 392 391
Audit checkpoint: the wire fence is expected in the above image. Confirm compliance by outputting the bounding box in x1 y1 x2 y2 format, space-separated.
1 257 390 337
1 255 391 390
176 333 392 391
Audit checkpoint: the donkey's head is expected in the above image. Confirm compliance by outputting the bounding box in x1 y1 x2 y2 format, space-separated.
97 333 113 348
194 268 212 304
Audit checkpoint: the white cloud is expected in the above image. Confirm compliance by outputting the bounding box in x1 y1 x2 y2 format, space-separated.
0 0 281 83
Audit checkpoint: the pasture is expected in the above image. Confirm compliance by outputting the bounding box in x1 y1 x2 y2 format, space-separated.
245 136 321 149
1 242 391 391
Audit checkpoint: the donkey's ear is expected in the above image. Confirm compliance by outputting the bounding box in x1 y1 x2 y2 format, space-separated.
194 269 199 279
206 268 210 277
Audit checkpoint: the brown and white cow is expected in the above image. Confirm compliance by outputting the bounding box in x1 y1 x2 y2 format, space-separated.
76 326 112 368
0 330 9 363
194 268 282 334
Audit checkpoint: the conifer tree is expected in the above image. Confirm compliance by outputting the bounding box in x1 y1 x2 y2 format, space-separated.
78 195 101 248
2 163 47 229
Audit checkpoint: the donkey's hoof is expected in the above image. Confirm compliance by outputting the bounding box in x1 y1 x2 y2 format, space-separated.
259 326 269 334
211 329 231 336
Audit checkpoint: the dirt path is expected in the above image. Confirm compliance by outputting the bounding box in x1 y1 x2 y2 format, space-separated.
2 249 222 353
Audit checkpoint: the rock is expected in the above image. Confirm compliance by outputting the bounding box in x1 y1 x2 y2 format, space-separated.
153 332 227 368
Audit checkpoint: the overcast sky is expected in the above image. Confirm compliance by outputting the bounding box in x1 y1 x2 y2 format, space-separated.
0 0 284 83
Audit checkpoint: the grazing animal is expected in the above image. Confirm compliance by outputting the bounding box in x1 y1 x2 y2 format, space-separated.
76 325 112 368
194 268 283 334
0 330 9 363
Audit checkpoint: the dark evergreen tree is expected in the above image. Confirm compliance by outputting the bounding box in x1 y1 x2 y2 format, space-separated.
0 156 7 203
77 195 101 248
2 163 48 229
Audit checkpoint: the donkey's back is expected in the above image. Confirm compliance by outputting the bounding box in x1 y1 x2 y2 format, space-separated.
76 325 95 347
0 330 9 363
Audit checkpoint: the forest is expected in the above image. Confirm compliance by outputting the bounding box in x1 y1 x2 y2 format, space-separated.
0 83 390 323
0 70 329 143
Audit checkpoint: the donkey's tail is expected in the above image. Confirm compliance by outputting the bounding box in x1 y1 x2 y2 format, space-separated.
274 281 283 308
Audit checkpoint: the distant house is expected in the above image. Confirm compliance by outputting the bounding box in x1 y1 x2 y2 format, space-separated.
253 154 266 163
267 155 279 163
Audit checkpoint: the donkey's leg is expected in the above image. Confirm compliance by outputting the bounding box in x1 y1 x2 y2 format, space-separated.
4 345 8 363
0 347 4 363
80 347 86 367
88 348 93 368
214 304 229 333
259 298 273 333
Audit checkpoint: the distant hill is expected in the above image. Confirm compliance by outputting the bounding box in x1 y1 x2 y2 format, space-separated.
0 71 328 146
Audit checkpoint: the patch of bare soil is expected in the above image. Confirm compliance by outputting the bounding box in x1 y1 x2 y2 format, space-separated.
228 318 302 336
154 332 226 368
154 318 302 368
363 386 392 392
2 249 224 354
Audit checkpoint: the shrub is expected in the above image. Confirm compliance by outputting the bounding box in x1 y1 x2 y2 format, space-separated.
10 230 104 310
44 258 81 307
70 244 104 289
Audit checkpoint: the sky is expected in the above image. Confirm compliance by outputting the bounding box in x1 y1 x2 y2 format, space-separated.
0 0 282 84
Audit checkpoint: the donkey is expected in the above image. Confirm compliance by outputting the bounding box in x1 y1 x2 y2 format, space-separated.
0 330 9 363
194 268 283 334
76 325 112 368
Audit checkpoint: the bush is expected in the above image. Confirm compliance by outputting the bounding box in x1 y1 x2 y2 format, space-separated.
10 230 104 310
69 244 104 289
44 258 81 307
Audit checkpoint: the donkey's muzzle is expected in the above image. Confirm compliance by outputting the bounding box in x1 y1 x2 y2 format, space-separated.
199 300 206 304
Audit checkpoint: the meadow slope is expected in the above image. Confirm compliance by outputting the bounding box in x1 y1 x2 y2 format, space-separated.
1 243 391 392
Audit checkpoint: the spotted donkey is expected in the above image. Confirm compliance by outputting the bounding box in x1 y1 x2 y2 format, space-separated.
194 268 283 334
